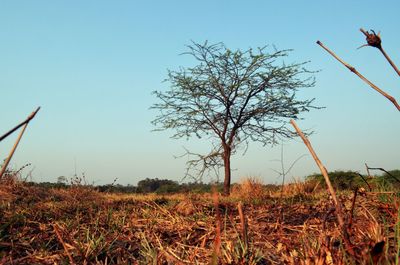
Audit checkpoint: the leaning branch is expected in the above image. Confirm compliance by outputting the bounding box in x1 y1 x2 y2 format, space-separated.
290 119 344 227
0 107 41 142
366 165 400 184
317 41 400 111
0 107 40 180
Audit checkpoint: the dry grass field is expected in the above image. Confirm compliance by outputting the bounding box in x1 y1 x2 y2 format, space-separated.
0 177 399 265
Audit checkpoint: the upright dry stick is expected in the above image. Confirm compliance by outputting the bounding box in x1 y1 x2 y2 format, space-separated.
210 189 221 265
237 202 248 252
365 163 372 179
290 119 344 227
317 40 400 111
360 28 400 77
0 107 40 179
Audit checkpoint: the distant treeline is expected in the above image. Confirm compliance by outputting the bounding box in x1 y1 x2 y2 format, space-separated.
25 178 225 194
24 169 400 194
306 169 400 191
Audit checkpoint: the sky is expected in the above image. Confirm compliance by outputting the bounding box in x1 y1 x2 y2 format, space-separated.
1 1 399 185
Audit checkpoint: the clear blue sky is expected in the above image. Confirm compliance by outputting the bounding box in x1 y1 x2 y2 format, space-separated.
1 1 399 185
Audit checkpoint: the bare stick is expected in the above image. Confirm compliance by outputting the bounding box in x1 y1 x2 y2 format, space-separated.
290 119 344 227
365 163 372 179
210 188 221 265
0 107 40 143
291 119 357 255
347 188 358 231
0 107 40 179
367 166 400 184
360 28 400 77
237 202 248 252
355 172 372 191
317 40 400 111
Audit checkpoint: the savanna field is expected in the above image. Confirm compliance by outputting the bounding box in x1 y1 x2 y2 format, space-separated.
1 171 400 265
1 3 399 264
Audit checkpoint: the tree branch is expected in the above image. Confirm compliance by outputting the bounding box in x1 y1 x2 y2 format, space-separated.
317 40 400 111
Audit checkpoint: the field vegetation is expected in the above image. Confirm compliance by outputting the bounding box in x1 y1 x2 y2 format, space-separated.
1 168 399 264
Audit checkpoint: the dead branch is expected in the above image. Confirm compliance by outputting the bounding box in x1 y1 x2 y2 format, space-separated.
0 107 40 142
53 224 76 265
317 41 400 111
0 107 40 180
366 165 400 184
237 202 248 252
365 163 372 179
211 189 221 265
177 146 223 183
290 119 356 256
360 28 400 77
347 188 358 231
355 172 372 191
290 119 344 226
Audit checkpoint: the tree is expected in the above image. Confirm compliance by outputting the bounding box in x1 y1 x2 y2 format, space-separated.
57 175 68 185
152 41 317 195
137 178 178 193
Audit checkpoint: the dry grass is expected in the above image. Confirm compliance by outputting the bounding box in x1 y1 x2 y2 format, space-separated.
0 181 399 264
231 177 268 202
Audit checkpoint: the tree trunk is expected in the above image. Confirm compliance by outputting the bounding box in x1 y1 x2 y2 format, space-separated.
222 145 232 196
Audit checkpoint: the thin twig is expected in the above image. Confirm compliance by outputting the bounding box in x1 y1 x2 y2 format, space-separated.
347 188 358 231
360 28 400 77
210 188 221 265
317 40 400 111
355 173 372 191
53 224 76 265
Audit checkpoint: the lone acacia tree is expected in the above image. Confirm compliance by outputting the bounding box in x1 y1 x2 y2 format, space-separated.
152 41 317 195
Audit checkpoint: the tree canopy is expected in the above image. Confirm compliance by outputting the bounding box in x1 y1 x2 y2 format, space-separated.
152 41 318 195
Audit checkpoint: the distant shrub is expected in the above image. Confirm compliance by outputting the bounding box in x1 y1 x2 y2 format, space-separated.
137 178 179 193
97 184 137 193
179 182 222 194
306 171 366 190
155 183 181 194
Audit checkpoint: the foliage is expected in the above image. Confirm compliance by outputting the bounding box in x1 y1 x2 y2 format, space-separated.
137 178 179 193
306 170 367 190
152 41 318 195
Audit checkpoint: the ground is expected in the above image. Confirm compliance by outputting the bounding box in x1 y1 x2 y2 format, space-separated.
0 181 399 264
